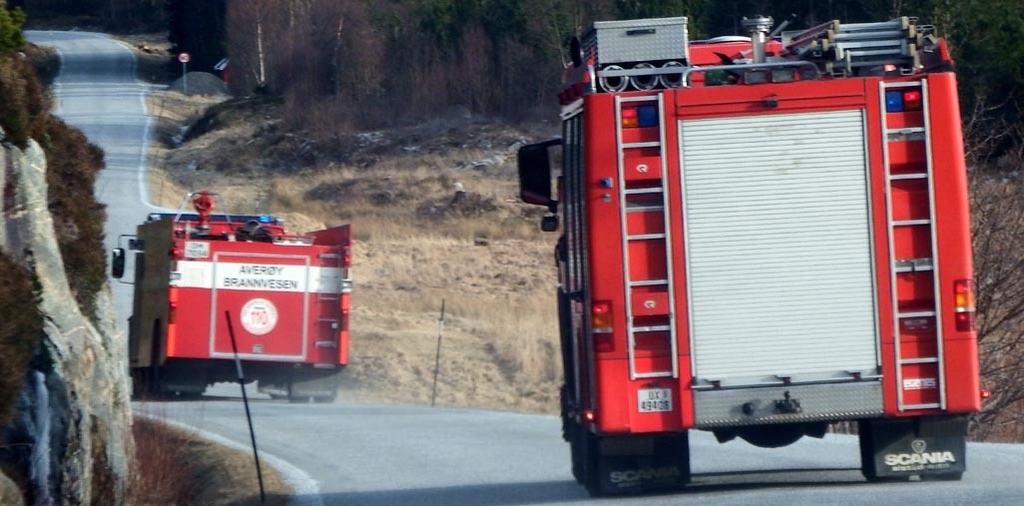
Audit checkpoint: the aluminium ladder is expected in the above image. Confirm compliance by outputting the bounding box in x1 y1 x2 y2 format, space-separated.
614 94 680 380
783 17 929 75
314 248 344 350
881 80 947 411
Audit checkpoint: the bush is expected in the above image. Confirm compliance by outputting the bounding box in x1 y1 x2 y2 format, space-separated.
0 1 25 55
43 117 108 319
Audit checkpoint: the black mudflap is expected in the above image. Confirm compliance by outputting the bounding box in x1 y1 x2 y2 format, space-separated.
159 359 209 395
586 432 691 496
859 416 967 481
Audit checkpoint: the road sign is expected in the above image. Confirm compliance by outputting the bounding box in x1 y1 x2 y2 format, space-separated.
178 52 191 64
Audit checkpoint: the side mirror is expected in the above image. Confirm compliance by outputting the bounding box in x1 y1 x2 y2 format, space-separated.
518 139 560 209
111 248 126 279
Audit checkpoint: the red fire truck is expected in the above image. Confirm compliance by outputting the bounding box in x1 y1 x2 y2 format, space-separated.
519 15 982 494
112 190 352 403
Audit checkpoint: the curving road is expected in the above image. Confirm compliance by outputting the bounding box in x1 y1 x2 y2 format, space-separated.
27 30 1024 506
26 30 167 336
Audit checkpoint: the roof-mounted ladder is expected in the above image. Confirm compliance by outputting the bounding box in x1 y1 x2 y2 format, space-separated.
783 17 931 75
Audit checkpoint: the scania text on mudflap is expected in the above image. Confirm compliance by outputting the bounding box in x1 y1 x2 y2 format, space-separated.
519 15 982 495
112 190 353 403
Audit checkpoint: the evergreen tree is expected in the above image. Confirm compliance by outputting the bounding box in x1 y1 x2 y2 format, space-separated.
0 0 26 54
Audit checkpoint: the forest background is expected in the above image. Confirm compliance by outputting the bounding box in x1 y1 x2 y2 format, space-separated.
5 0 1024 441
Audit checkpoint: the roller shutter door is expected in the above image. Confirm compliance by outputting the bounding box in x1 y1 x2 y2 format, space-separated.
680 109 879 385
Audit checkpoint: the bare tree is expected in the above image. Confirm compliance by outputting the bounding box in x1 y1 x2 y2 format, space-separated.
963 100 1024 441
226 0 274 93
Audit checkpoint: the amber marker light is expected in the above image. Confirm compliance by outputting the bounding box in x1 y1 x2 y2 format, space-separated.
954 279 976 332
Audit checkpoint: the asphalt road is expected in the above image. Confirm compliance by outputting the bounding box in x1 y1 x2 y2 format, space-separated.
140 396 1024 506
25 30 167 336
27 30 1024 506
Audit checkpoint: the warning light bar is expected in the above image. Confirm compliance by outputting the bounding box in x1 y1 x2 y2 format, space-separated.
621 105 658 129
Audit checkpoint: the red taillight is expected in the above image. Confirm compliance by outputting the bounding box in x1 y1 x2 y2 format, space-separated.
342 245 352 268
171 240 183 260
954 279 976 332
981 389 991 400
592 300 612 328
903 90 923 110
620 108 639 128
594 334 614 353
583 410 596 422
591 301 614 352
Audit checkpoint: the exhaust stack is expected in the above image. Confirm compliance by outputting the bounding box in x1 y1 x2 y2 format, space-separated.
743 15 774 63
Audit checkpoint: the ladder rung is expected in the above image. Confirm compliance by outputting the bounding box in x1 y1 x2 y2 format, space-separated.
620 95 660 104
889 172 928 180
894 258 934 272
900 357 939 365
633 325 671 333
887 128 927 142
893 219 930 226
622 141 661 149
887 127 925 135
633 371 674 379
626 205 666 213
833 30 909 43
630 279 669 287
624 187 663 195
883 81 921 90
314 341 337 348
899 310 936 318
320 253 341 259
628 233 666 241
901 403 941 410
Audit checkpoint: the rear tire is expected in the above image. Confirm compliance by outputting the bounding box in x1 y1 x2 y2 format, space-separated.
286 381 311 403
313 391 337 404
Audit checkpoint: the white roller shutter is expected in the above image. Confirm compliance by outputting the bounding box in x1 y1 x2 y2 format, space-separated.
681 109 879 384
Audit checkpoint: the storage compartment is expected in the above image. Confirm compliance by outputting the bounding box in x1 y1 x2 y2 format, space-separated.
583 17 689 65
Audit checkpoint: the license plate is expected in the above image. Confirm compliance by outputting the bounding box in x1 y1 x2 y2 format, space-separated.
184 241 210 259
638 388 673 413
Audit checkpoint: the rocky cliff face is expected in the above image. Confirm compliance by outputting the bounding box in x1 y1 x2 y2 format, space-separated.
1 130 131 504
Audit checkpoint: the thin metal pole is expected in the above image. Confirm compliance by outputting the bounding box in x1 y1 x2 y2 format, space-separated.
225 310 266 503
430 298 446 407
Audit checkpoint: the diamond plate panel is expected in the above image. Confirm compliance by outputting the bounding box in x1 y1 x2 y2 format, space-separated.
693 381 884 428
583 17 689 64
